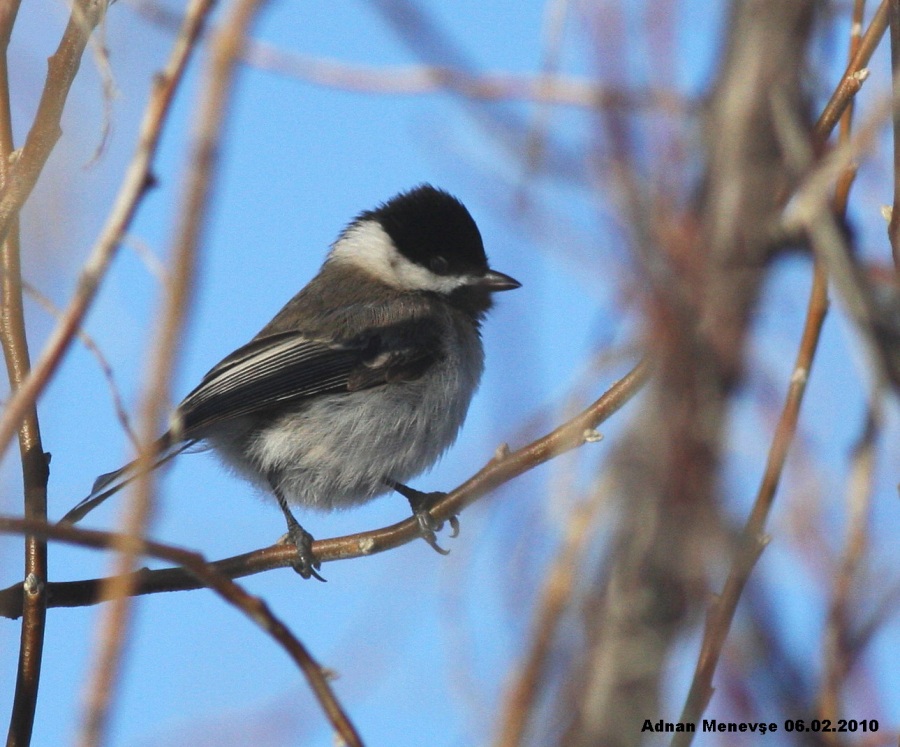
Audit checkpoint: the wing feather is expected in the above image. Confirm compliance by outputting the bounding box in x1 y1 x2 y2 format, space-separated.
178 333 360 432
177 318 444 434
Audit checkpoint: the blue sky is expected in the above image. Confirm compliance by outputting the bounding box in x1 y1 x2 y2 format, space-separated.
2 1 899 746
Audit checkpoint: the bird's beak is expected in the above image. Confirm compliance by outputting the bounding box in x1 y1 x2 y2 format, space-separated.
475 269 521 292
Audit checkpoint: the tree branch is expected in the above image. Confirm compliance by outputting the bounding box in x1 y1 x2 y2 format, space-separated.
0 517 363 747
0 0 216 476
0 359 650 615
77 0 270 744
0 1 49 744
0 0 108 252
672 4 866 734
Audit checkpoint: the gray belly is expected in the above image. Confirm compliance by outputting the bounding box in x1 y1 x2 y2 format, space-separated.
205 340 483 512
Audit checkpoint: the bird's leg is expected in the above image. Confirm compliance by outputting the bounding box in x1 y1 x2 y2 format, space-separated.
271 480 325 582
385 478 460 555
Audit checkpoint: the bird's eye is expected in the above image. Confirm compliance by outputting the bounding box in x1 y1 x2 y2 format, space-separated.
430 256 449 274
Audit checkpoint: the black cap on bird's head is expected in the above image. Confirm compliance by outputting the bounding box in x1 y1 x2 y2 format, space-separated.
330 185 520 318
364 185 490 277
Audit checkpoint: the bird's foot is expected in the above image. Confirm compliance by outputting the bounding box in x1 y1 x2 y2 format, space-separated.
388 481 460 555
272 481 326 581
278 523 326 581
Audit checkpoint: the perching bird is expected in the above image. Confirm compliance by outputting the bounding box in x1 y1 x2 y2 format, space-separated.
62 185 520 579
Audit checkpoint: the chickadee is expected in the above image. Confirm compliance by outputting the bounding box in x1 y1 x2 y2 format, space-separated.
62 185 520 579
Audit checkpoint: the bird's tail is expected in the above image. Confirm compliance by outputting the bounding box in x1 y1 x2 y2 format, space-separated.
59 435 191 525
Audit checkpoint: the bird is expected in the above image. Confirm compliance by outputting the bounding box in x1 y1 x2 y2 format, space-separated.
61 184 520 580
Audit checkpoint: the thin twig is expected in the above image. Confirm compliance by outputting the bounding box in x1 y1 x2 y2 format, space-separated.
0 0 108 253
0 0 216 477
780 5 900 398
819 5 878 728
0 517 364 747
0 360 651 616
516 0 571 190
819 407 879 735
0 2 51 745
77 0 271 744
888 0 900 265
82 11 118 168
786 89 898 392
20 278 138 446
839 0 867 159
815 0 888 139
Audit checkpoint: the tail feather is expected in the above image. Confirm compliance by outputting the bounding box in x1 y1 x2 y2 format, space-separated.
59 436 191 525
60 464 137 524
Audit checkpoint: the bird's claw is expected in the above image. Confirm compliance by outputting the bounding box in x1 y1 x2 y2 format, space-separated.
280 524 326 582
415 509 451 555
396 484 460 555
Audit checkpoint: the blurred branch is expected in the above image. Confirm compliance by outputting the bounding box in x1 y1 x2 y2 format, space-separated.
815 0 888 139
133 0 671 189
744 585 821 727
249 53 686 112
672 265 829 744
0 359 650 615
0 0 108 253
785 93 899 392
674 5 866 736
21 279 138 446
819 5 880 727
0 517 364 747
494 479 607 747
819 407 879 733
565 3 814 743
82 12 117 168
0 0 216 478
0 0 50 742
851 581 900 658
517 0 571 187
0 16 110 735
130 0 684 112
77 0 269 744
888 0 900 265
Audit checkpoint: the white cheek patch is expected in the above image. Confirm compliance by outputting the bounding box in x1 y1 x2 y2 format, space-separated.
328 221 472 293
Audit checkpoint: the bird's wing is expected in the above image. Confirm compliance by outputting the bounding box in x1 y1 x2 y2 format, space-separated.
177 331 357 433
61 320 444 525
178 321 443 434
